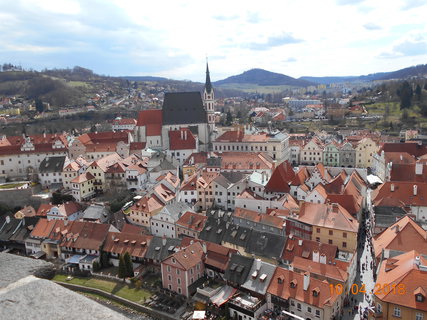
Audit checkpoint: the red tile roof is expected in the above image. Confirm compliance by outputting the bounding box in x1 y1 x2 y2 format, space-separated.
373 216 427 259
265 161 295 193
233 207 284 229
136 109 162 136
380 142 427 158
292 256 348 282
267 267 339 308
168 128 196 150
71 172 95 184
36 204 54 217
59 221 110 250
282 237 338 263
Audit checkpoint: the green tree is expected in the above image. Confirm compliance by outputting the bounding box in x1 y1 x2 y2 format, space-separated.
226 111 233 125
397 81 413 109
100 252 110 268
35 98 44 113
118 255 127 280
415 84 422 101
93 261 101 272
124 252 134 277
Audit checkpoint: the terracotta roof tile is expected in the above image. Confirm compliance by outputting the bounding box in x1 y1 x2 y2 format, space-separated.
265 161 295 193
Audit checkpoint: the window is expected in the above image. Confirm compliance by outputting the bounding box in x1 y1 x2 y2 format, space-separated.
177 278 181 284
315 310 320 317
167 265 171 272
343 232 347 238
393 307 401 317
329 230 333 235
316 228 320 233
316 237 320 242
376 303 382 313
168 275 171 281
307 306 311 313
328 239 333 244
416 313 423 320
343 242 347 248
290 300 295 306
297 303 301 311
177 269 180 275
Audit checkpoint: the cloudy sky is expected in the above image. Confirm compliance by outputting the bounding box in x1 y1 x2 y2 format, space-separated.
1 0 427 81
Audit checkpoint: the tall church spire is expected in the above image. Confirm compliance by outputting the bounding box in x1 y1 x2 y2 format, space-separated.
205 62 212 94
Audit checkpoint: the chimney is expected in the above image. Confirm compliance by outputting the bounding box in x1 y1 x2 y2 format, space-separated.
394 225 400 234
298 239 303 246
415 256 421 268
180 129 184 140
303 272 310 291
312 250 320 263
390 183 395 192
416 163 423 175
162 235 166 246
184 129 187 140
320 253 327 264
255 259 261 271
414 185 418 196
202 242 207 254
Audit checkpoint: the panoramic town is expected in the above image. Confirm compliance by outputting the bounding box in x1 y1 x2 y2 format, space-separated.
1 1 427 320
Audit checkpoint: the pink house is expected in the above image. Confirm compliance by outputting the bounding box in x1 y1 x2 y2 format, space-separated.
161 242 205 297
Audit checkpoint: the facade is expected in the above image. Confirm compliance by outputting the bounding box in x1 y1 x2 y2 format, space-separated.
300 138 324 165
161 242 205 297
339 142 356 168
355 137 378 168
38 156 67 188
323 142 340 167
128 194 164 227
0 134 68 179
150 202 194 238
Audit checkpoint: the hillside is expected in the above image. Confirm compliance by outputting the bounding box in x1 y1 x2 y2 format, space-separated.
300 64 427 84
214 68 314 87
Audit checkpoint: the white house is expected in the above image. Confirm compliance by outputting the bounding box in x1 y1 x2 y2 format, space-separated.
150 202 194 238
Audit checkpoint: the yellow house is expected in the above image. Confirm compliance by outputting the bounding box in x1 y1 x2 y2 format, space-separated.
355 137 378 168
196 170 219 211
86 153 122 193
298 202 359 252
370 250 427 320
71 172 95 201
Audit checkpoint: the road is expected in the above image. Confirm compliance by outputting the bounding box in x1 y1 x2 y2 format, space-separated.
341 189 375 320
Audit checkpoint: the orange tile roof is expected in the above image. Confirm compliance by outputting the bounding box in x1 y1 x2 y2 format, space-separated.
373 182 427 207
267 266 339 309
373 216 427 259
60 221 110 251
236 189 264 200
282 237 338 263
292 256 348 282
180 174 198 191
375 250 427 312
103 232 153 258
71 172 95 184
176 212 208 232
233 207 284 229
298 202 359 233
163 242 205 270
36 204 54 217
130 194 164 214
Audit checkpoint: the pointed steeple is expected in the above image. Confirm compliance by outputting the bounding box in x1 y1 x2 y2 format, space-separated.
205 62 212 94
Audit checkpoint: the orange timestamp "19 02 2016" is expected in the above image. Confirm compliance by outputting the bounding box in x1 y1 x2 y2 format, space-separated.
329 283 406 295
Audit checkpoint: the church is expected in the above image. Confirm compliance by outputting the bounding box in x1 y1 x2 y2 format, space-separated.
135 64 216 152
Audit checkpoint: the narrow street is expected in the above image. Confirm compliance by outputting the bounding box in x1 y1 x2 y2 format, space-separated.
341 189 375 320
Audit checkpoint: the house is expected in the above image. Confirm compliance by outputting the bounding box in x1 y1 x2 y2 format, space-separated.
232 207 285 236
355 137 378 168
102 232 153 269
165 128 198 166
213 171 248 211
62 156 89 190
38 156 67 188
178 174 198 206
175 211 208 239
300 137 324 165
323 141 340 167
14 206 36 219
86 153 123 193
81 204 109 223
70 172 95 201
161 241 205 297
150 202 194 238
0 215 39 254
373 216 427 262
0 134 68 179
292 202 359 252
338 141 356 168
112 117 137 131
128 194 164 228
224 253 254 287
370 251 427 320
228 292 268 320
145 236 182 269
373 182 427 224
267 267 340 320
46 202 83 221
264 160 295 194
241 259 276 298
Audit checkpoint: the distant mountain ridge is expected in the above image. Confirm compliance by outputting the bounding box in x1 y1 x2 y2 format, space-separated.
299 64 427 84
121 76 169 82
214 68 314 87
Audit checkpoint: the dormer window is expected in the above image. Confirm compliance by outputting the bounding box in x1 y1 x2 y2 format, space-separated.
416 294 424 302
172 258 176 264
277 275 284 284
290 279 297 288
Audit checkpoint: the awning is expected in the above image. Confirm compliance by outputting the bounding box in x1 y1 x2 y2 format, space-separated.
210 285 237 307
367 174 383 185
30 251 46 259
192 311 206 319
66 254 84 264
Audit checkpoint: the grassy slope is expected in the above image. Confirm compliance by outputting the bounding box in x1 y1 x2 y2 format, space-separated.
53 274 152 303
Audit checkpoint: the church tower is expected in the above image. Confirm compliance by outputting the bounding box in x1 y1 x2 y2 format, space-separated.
203 62 216 136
